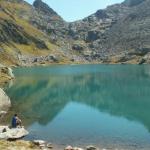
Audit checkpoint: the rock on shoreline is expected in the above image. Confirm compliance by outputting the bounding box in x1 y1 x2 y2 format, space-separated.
0 140 41 150
0 88 11 116
0 126 29 140
65 145 98 150
0 64 14 86
0 64 14 116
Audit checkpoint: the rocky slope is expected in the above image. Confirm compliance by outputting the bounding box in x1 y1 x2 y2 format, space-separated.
0 0 150 64
30 0 150 64
0 0 71 66
67 0 150 63
0 64 14 86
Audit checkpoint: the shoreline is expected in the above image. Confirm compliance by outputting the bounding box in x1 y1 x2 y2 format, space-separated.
10 61 147 68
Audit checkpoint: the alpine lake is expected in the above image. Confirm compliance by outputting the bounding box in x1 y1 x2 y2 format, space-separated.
3 64 150 149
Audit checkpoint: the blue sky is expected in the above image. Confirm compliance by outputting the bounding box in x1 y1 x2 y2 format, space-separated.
26 0 124 22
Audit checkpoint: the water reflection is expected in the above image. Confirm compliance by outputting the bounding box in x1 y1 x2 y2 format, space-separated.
3 65 150 148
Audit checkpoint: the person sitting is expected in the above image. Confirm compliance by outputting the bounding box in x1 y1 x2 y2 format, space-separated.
11 114 22 128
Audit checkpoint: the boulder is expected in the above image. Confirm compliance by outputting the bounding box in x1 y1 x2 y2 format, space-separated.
72 44 84 52
0 111 7 118
0 88 11 112
7 68 15 78
0 126 29 140
86 145 97 150
65 146 74 150
33 140 53 149
0 66 14 79
73 147 84 150
46 143 53 149
65 146 84 150
142 52 150 64
33 140 46 146
139 58 146 65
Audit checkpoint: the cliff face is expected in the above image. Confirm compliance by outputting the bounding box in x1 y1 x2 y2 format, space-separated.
0 0 150 64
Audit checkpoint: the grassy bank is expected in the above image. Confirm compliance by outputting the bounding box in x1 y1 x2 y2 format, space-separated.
0 140 40 150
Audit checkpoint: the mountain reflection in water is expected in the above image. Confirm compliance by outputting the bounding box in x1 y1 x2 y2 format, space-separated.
3 65 150 149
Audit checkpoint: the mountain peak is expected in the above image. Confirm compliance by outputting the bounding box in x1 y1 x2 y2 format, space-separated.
33 0 58 16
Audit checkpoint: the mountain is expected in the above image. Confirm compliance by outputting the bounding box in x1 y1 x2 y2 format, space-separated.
68 0 150 63
0 0 70 66
0 0 150 65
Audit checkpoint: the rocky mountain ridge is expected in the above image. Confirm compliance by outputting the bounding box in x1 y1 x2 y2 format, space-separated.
30 0 150 64
0 0 150 65
70 0 150 62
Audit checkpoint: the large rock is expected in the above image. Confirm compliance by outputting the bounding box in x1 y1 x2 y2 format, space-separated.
0 67 14 79
86 145 97 150
33 140 46 146
33 140 53 149
65 146 74 150
72 44 84 52
65 146 84 150
7 68 15 79
0 126 29 140
0 65 14 86
0 88 11 113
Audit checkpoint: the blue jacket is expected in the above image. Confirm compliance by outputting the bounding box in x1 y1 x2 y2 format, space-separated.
12 116 17 128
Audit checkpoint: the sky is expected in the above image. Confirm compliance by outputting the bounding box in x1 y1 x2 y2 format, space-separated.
26 0 124 22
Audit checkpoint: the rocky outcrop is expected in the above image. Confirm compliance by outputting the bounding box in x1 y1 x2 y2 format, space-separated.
0 19 48 49
32 0 67 42
86 145 97 150
0 88 11 114
7 67 14 78
33 0 58 16
0 126 29 140
18 54 60 66
0 66 14 79
33 140 53 149
0 64 14 86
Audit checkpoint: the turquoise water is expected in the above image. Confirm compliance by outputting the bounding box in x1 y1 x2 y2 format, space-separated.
4 65 150 149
